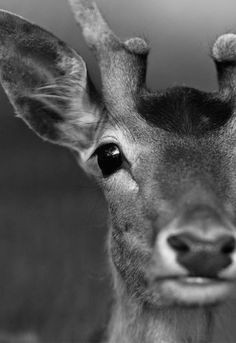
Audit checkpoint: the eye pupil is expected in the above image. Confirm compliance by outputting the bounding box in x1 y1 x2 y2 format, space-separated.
97 143 123 177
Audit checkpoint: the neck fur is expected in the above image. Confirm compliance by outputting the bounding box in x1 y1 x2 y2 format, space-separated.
107 281 213 343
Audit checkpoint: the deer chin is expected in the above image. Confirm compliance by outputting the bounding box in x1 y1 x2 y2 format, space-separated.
157 277 235 306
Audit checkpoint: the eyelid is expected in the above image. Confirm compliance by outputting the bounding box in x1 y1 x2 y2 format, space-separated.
97 135 120 146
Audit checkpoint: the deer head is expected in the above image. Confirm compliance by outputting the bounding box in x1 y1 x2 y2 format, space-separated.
0 0 236 315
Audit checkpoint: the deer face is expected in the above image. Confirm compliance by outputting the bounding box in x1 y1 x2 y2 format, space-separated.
1 3 236 308
95 87 236 307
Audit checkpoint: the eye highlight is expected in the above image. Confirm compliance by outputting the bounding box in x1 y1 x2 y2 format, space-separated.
95 143 124 177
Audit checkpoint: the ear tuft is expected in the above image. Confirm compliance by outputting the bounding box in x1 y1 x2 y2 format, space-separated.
212 34 236 63
16 96 63 140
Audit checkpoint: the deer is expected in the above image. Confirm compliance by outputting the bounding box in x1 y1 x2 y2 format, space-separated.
0 0 236 342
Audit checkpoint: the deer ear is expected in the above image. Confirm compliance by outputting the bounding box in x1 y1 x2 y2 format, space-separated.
0 10 103 152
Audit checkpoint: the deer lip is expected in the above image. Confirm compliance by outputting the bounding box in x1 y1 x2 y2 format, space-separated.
156 276 235 305
177 276 226 285
152 275 229 284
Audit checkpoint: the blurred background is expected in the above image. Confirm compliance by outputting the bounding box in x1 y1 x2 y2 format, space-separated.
0 0 235 342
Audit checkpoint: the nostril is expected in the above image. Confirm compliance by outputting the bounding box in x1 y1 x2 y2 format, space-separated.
166 232 235 277
167 235 190 254
221 237 235 254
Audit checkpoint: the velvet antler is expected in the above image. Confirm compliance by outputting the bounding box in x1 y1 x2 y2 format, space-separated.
68 0 149 113
212 34 236 100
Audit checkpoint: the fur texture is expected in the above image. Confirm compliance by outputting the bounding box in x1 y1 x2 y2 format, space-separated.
1 2 236 343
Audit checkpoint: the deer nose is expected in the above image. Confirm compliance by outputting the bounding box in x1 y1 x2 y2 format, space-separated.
167 233 235 277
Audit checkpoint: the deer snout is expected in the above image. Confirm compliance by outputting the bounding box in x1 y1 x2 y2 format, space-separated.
154 206 236 280
167 233 235 277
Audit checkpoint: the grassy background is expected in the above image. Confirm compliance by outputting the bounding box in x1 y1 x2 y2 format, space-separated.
0 0 236 342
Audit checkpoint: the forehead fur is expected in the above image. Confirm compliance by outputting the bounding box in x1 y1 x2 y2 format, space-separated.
138 87 233 136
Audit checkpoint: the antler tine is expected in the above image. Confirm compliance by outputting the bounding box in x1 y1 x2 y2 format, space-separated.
68 0 149 112
212 34 236 99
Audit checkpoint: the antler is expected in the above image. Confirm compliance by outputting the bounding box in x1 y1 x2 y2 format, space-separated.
212 34 236 100
68 0 149 113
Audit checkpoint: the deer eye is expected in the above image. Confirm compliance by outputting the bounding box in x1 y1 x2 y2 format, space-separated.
95 143 124 177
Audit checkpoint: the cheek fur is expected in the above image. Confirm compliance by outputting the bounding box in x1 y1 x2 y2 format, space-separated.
110 228 150 297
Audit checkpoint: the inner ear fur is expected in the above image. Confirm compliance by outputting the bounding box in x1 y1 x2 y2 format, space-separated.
0 10 103 150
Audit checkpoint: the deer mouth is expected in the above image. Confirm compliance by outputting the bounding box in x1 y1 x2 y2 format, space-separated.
160 276 234 305
149 275 235 305
177 276 226 285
